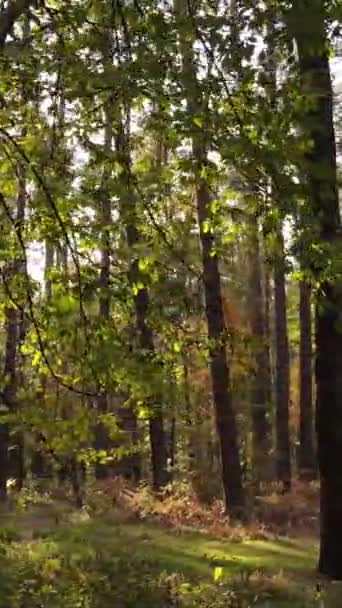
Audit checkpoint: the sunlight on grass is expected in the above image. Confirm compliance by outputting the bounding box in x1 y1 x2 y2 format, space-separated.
48 518 317 582
0 509 323 606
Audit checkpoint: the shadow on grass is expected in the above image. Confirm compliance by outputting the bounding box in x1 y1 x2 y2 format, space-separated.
0 510 324 607
49 518 317 582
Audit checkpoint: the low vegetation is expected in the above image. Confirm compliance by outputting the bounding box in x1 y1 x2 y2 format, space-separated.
0 480 340 607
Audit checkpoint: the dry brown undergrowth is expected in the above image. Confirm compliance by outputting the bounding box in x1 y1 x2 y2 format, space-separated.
89 478 319 540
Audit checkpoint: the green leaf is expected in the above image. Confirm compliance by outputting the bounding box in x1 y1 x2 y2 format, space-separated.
138 258 150 272
193 115 203 128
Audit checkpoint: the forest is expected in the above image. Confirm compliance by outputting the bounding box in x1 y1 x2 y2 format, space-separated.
0 0 341 606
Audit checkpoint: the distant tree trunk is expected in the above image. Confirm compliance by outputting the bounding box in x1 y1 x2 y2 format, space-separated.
56 245 68 275
290 0 342 579
247 222 272 485
169 417 176 470
94 90 113 480
116 119 167 490
44 242 54 301
263 257 274 405
0 161 26 500
183 355 195 469
134 268 168 489
0 306 17 500
298 280 316 479
274 229 291 492
11 307 27 490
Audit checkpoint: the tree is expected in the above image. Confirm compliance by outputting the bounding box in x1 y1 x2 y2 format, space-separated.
0 0 32 50
274 227 291 492
247 218 272 485
174 0 245 517
289 0 342 578
298 279 316 480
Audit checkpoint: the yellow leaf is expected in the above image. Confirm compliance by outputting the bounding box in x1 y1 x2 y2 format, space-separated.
213 566 223 582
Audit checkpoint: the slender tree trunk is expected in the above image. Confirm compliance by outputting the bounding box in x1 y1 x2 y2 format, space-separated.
248 222 272 485
116 120 167 490
44 241 54 301
298 280 316 479
11 306 27 490
94 93 113 479
183 355 195 469
263 254 274 406
290 0 342 578
169 417 176 470
133 262 168 489
0 306 17 500
274 229 291 492
0 161 26 500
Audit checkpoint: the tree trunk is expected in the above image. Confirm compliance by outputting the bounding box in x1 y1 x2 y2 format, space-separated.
94 92 113 480
44 242 54 301
0 0 32 50
168 416 176 471
116 121 167 490
0 305 17 500
263 253 274 408
298 280 316 479
290 0 342 579
14 306 28 490
133 266 168 489
248 222 272 485
174 0 245 516
274 229 291 492
0 161 26 499
183 355 195 469
197 180 245 515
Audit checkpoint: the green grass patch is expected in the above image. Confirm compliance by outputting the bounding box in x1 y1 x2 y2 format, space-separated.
51 519 316 579
0 508 330 607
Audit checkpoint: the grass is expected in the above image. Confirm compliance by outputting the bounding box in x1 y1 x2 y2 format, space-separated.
51 519 317 579
1 502 317 578
0 504 324 607
2 480 342 606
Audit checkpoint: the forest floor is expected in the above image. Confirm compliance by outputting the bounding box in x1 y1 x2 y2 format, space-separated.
0 481 341 607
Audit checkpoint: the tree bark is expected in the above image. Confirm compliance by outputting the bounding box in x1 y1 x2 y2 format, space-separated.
263 260 275 425
248 222 272 485
174 0 245 516
94 89 113 480
135 279 168 489
116 121 167 490
298 280 316 479
0 162 26 499
0 0 32 50
10 307 27 490
183 354 195 469
0 306 17 500
274 229 291 492
44 242 54 301
197 180 245 515
290 0 342 579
